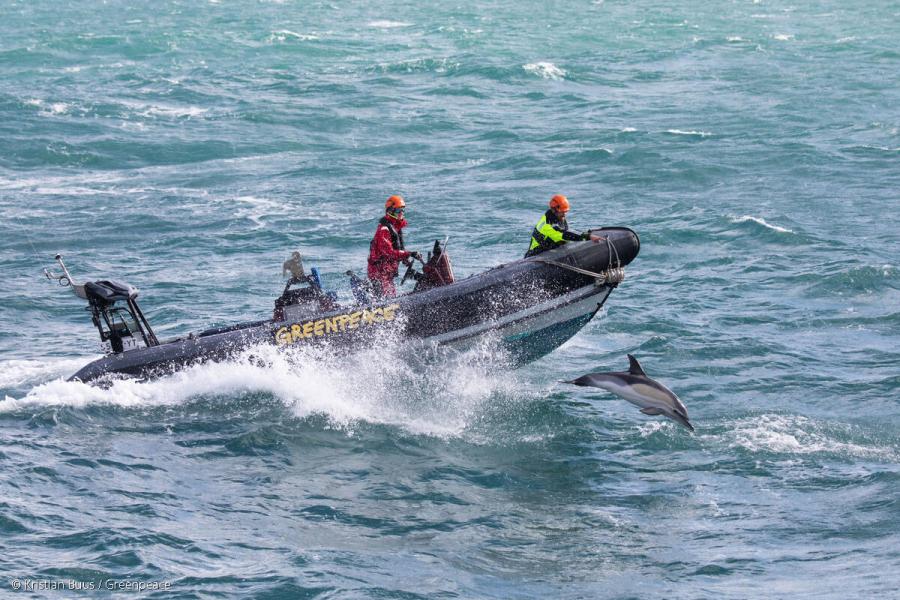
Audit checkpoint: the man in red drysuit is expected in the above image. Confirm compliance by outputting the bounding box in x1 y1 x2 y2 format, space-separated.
367 195 421 298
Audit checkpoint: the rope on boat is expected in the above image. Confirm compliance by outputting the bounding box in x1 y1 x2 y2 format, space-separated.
604 234 622 270
534 231 627 284
534 258 626 284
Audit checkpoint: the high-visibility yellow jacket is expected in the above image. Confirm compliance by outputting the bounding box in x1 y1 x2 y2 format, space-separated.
526 209 586 257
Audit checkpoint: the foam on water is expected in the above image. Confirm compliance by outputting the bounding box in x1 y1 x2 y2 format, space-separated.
636 420 671 437
268 30 320 43
730 215 795 233
2 341 524 440
24 99 73 116
853 145 900 153
523 62 566 80
718 414 897 460
367 20 413 29
113 99 209 120
664 129 712 137
230 195 288 229
0 357 98 389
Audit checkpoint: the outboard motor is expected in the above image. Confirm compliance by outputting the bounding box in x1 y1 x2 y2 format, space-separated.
412 238 454 292
45 255 158 354
395 238 455 295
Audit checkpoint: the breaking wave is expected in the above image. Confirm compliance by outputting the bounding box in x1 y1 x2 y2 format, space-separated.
367 20 413 29
268 30 320 43
730 215 794 233
718 414 897 460
664 129 713 138
523 62 566 80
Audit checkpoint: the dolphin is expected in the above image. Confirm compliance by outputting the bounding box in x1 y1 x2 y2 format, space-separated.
565 354 694 431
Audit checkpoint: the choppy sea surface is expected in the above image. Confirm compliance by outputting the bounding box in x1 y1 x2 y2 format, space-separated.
2 0 898 597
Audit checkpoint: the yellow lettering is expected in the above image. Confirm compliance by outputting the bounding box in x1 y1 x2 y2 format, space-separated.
382 304 399 321
324 317 338 334
279 306 400 345
280 306 400 345
275 327 291 346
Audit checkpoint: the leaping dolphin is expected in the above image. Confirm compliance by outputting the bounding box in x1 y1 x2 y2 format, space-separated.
566 354 694 431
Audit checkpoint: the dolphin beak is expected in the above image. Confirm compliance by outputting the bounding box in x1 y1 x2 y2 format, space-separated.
674 414 695 432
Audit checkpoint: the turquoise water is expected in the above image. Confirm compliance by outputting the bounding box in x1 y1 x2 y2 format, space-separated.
2 0 899 597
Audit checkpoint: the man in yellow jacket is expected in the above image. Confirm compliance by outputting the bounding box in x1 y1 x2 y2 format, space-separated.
525 195 603 257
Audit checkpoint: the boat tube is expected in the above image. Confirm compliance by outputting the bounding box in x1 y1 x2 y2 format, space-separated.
47 227 639 384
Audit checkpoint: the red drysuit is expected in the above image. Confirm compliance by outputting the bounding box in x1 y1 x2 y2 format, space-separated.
367 214 410 298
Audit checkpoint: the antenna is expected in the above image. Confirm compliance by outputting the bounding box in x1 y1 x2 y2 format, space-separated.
44 254 87 299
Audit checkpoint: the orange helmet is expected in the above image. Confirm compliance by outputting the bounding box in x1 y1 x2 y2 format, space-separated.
385 195 406 210
549 194 570 212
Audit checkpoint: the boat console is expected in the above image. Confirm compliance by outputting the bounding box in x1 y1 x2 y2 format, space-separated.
273 267 339 322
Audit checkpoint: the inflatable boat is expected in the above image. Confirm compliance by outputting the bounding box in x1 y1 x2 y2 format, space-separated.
45 227 639 383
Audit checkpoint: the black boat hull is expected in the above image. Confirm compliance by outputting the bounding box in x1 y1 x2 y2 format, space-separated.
70 227 639 383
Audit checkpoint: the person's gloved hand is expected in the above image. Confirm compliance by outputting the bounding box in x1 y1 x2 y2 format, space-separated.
410 251 423 262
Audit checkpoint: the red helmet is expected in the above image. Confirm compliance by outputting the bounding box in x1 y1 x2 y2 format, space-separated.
549 194 570 212
385 195 406 210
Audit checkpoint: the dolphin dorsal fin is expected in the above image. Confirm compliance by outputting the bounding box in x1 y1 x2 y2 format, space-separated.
627 354 646 376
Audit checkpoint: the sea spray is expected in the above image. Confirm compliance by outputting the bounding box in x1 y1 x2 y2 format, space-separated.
2 336 531 440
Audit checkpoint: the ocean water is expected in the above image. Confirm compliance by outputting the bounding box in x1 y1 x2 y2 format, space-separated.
1 0 898 597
